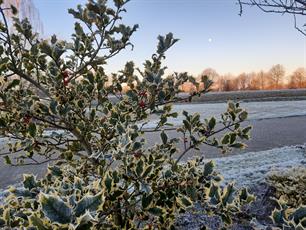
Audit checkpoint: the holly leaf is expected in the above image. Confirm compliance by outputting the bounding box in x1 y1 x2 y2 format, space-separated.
39 193 72 224
74 193 104 217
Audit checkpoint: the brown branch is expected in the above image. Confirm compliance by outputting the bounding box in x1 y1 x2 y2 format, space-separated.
10 157 59 166
69 8 121 81
238 0 306 35
175 121 243 165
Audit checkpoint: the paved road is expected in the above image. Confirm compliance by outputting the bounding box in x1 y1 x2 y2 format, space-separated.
0 115 306 188
145 115 306 160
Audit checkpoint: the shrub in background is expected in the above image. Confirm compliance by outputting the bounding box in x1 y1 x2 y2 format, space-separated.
268 167 306 229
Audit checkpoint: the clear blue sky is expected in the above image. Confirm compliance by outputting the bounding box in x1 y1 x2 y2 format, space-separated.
33 0 305 76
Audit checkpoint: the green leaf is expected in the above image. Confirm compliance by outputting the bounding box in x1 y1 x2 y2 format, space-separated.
177 195 193 208
29 214 50 230
239 111 248 121
51 34 57 44
136 159 144 177
2 208 10 225
87 72 95 84
242 126 252 134
158 90 166 102
229 133 237 144
114 0 125 8
142 193 154 209
48 166 62 177
271 208 284 224
132 142 141 151
291 206 306 224
0 218 5 227
160 131 168 145
148 207 164 216
104 174 112 192
39 41 52 56
203 161 215 177
10 5 18 15
208 183 221 204
221 214 232 225
191 113 200 125
6 79 20 90
221 134 230 145
49 100 58 114
142 165 153 178
183 120 191 131
228 101 235 111
23 174 37 190
3 156 11 165
75 193 103 217
157 33 179 55
182 110 189 118
169 112 178 118
208 117 216 130
221 183 235 206
28 123 37 138
39 193 72 224
0 118 6 127
9 187 33 197
239 188 255 204
75 211 95 230
230 143 246 149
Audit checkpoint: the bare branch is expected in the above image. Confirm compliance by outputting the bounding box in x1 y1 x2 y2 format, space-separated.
238 0 306 36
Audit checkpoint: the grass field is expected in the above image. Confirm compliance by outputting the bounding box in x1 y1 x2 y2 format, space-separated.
188 88 306 103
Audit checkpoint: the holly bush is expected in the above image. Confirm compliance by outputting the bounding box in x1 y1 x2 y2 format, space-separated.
0 0 254 229
268 167 306 229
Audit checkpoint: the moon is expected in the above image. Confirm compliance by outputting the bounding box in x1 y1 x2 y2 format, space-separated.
208 38 212 43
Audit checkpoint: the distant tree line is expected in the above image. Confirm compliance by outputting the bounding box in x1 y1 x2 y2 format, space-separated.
180 65 306 92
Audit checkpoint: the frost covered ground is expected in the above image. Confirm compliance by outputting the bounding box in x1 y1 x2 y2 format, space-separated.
144 100 306 129
213 144 306 187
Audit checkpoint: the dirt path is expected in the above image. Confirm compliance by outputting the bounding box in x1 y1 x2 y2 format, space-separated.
0 115 305 188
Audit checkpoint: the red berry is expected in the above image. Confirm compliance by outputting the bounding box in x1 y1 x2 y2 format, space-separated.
139 100 146 108
23 115 32 124
183 137 188 143
63 78 69 86
133 151 142 158
62 70 69 78
138 91 147 97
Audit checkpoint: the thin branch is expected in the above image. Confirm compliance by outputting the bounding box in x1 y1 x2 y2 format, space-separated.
10 157 59 166
238 0 306 35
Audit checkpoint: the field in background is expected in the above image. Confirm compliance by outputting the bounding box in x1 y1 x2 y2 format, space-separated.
189 88 306 103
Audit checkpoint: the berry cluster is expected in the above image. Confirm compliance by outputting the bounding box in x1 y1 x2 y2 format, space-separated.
23 114 32 124
62 70 70 86
138 91 147 109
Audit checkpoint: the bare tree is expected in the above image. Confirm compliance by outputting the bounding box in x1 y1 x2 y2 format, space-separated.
249 72 260 90
238 0 306 36
198 68 219 90
257 70 266 89
288 67 306 88
216 74 237 91
236 72 250 90
268 64 286 89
